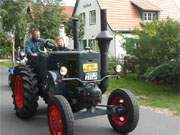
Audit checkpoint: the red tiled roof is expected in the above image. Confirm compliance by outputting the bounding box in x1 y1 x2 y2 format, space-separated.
73 0 180 31
149 0 180 21
64 6 74 17
98 0 142 31
131 0 160 11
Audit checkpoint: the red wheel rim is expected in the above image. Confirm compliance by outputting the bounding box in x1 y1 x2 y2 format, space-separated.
14 75 24 109
110 96 129 126
48 105 63 135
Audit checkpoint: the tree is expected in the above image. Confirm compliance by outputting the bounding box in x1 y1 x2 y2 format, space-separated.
0 0 29 48
0 32 12 58
65 16 85 40
29 1 65 39
0 0 66 52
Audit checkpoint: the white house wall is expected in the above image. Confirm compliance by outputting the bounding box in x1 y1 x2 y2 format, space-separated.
115 34 126 59
75 0 101 41
75 0 129 58
106 25 116 58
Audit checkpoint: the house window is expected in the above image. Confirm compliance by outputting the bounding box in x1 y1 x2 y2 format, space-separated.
143 12 158 21
89 10 96 25
80 40 87 49
153 13 158 20
143 12 147 20
80 12 86 24
148 13 151 20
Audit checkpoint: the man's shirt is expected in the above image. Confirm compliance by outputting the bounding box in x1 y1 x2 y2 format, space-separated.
25 38 53 55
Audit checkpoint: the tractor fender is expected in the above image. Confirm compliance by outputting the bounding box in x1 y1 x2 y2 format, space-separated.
48 71 59 84
47 70 63 84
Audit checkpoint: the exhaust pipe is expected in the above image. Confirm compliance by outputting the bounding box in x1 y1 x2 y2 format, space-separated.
96 9 113 94
72 18 80 50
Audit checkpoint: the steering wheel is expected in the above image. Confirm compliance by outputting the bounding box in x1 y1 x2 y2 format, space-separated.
38 45 47 53
37 42 55 53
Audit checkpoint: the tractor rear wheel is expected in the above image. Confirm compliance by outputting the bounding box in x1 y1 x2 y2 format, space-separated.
12 66 39 119
48 95 74 135
107 89 139 134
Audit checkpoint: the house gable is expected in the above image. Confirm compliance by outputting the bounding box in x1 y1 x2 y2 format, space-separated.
149 0 180 21
73 0 142 32
97 0 142 32
131 0 160 11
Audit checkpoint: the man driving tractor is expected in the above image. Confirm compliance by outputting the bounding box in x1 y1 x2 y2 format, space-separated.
25 29 54 56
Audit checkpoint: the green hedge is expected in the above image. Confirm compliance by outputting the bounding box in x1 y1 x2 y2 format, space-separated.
123 18 180 86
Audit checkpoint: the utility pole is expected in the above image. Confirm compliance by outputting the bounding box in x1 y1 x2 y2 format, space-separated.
12 35 15 66
9 32 15 67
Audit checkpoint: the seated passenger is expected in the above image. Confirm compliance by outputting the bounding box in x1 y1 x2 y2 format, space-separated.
53 37 69 51
25 29 54 56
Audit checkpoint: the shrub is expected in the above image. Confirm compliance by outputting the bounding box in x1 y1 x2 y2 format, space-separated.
108 57 118 74
134 19 180 71
142 60 180 85
124 55 138 73
123 18 180 86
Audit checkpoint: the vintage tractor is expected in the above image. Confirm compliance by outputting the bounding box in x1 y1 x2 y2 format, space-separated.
10 9 139 135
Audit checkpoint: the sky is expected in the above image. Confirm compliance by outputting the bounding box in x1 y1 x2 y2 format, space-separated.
62 0 76 6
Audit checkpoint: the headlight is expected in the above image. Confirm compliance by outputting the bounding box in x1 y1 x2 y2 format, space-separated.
115 65 122 73
60 66 68 76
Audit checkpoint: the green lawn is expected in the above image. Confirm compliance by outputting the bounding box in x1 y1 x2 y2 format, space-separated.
107 75 180 117
0 59 12 67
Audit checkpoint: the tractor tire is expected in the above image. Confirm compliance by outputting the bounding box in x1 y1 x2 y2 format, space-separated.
12 65 39 119
48 95 74 135
107 88 139 134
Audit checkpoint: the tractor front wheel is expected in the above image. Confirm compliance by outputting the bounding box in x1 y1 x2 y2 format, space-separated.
107 89 139 134
48 95 74 135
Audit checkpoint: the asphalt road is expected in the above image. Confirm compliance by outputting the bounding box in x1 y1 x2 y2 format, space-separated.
0 67 180 135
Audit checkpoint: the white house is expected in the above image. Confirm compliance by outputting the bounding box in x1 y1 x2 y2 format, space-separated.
73 0 180 58
73 0 127 58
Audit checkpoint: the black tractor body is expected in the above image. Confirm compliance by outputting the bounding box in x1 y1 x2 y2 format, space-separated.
48 51 101 80
33 50 102 112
